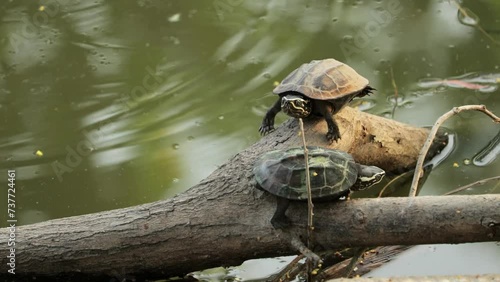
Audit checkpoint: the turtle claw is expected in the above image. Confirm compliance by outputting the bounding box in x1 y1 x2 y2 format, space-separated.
326 131 341 143
290 236 323 270
259 124 275 136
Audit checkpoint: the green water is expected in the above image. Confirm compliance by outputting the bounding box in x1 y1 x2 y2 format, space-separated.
0 0 499 267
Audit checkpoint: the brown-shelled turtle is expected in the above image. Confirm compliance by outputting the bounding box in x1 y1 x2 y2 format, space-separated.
253 146 385 228
259 58 374 142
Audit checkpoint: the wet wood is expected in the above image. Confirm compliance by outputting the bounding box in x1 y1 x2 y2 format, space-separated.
329 274 500 282
1 107 495 282
317 246 413 280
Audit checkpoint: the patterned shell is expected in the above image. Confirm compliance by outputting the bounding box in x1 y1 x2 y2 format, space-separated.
273 59 369 100
253 146 358 200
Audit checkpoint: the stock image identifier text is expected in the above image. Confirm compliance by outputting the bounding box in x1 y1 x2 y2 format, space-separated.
7 170 16 274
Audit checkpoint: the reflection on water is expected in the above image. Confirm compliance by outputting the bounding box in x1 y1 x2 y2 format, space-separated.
0 1 499 230
417 72 499 93
473 129 500 166
368 242 500 277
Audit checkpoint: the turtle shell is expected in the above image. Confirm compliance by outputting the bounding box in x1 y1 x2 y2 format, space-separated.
273 59 369 100
253 146 358 200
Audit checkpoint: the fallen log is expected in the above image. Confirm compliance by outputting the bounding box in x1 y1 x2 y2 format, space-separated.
2 194 498 281
4 107 494 282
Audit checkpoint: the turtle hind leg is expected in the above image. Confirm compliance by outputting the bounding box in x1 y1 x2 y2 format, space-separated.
290 236 323 269
259 97 282 135
270 197 291 229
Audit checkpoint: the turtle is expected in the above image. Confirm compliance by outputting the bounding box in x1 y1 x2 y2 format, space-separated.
253 146 385 228
259 59 374 142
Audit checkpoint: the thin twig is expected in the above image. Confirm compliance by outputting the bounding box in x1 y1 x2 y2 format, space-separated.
390 66 398 119
444 175 500 195
298 119 314 241
298 118 315 279
409 105 500 197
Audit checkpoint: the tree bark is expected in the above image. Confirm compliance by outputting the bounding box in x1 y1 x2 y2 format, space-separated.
2 107 495 282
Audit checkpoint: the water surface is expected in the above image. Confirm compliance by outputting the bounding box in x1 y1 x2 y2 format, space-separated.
0 0 499 277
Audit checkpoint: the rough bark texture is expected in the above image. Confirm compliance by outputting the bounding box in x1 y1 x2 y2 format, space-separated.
254 106 446 173
2 107 494 282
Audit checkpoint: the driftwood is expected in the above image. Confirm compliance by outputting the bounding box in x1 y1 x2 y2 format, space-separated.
1 107 498 281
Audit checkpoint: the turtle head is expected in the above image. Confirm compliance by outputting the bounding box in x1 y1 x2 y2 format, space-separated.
281 94 312 118
352 165 385 191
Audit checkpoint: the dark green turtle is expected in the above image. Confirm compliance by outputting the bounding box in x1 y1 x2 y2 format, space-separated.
253 146 385 228
259 58 374 142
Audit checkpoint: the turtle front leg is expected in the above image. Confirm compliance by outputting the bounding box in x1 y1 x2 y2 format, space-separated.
259 97 282 136
318 103 341 142
325 115 341 143
270 197 291 229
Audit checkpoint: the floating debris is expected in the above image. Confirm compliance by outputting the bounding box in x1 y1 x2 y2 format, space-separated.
35 150 44 157
417 73 499 92
168 13 181 23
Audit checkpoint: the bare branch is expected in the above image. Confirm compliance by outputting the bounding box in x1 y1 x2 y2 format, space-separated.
409 105 500 197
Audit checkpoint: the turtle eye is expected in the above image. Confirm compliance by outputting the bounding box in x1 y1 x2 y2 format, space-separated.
296 100 306 109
